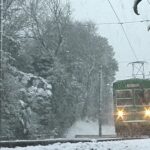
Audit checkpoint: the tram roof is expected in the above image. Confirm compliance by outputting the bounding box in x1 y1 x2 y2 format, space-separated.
113 78 150 90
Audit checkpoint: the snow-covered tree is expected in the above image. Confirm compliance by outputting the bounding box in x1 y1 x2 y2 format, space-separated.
1 0 118 139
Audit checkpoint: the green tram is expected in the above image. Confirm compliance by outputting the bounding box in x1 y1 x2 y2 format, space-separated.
113 78 150 136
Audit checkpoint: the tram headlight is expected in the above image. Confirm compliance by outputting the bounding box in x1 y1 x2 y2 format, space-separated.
117 110 125 120
144 108 150 117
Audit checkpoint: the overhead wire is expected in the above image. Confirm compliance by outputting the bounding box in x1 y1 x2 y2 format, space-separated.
70 19 150 27
95 19 150 25
106 0 139 61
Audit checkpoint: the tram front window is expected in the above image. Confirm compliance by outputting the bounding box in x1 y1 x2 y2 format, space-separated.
135 89 145 105
144 89 150 105
117 99 133 105
116 90 133 105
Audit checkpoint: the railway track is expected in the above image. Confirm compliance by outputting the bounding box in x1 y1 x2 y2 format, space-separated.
0 136 149 148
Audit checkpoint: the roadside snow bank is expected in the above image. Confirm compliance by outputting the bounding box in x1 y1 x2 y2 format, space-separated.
1 139 150 150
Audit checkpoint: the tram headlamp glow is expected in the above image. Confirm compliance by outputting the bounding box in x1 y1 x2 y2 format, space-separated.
144 108 150 117
117 110 124 119
117 110 124 118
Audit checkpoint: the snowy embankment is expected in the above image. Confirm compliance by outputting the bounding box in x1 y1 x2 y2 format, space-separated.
1 139 150 150
65 119 116 138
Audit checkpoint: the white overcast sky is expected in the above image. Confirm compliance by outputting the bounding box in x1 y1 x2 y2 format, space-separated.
68 0 150 80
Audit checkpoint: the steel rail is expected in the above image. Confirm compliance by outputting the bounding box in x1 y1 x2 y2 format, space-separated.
0 136 149 148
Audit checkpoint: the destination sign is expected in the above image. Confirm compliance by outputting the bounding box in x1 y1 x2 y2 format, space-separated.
127 84 140 88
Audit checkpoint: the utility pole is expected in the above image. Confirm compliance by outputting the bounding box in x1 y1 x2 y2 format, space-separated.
0 0 3 138
98 65 103 137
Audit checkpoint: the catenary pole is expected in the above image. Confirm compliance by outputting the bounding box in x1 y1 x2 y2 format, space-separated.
0 0 3 138
99 65 103 136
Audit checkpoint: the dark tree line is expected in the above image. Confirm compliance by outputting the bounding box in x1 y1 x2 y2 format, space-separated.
1 0 118 139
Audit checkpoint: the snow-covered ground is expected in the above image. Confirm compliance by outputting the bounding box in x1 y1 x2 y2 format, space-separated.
1 139 150 150
1 120 150 150
65 119 115 138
